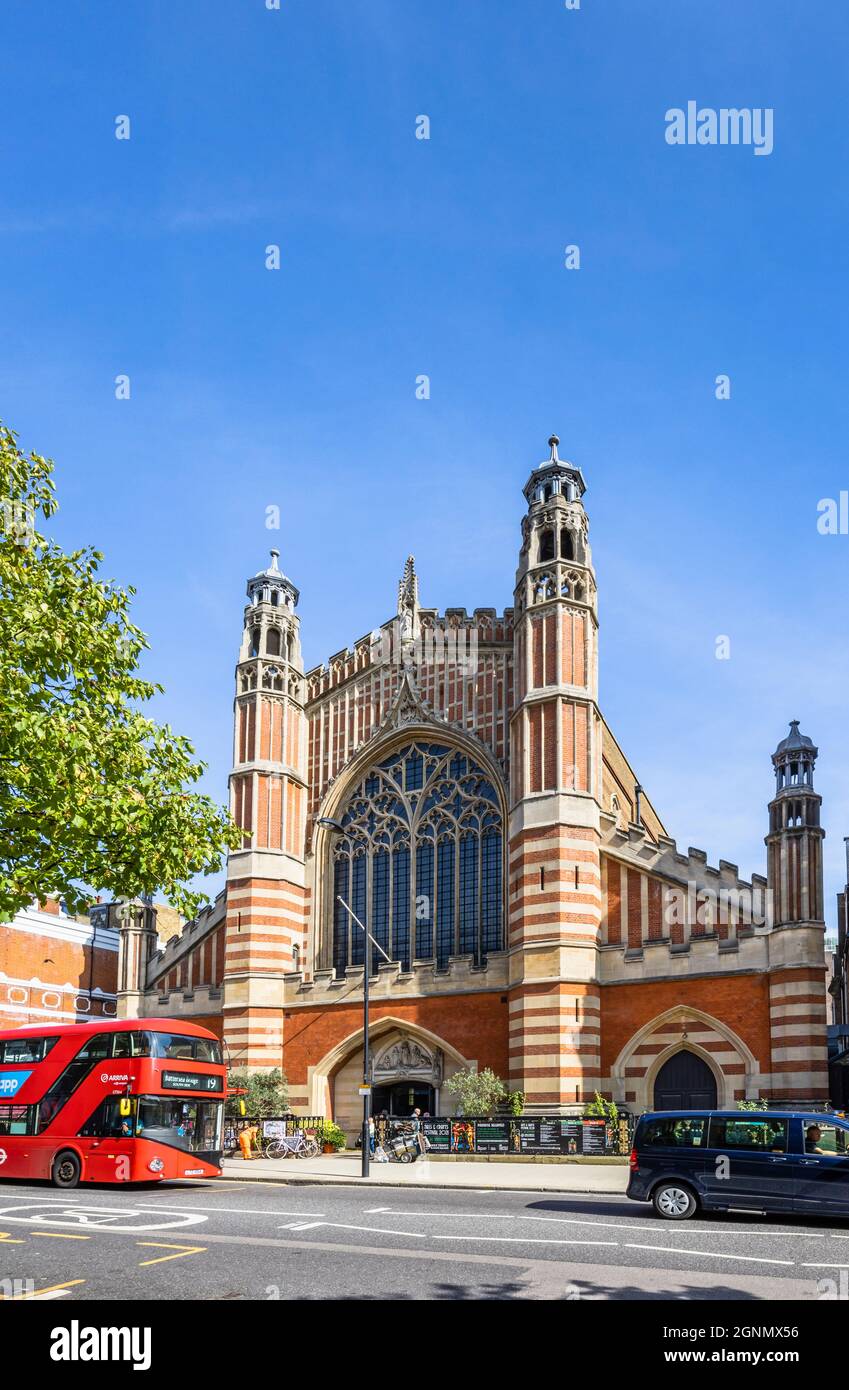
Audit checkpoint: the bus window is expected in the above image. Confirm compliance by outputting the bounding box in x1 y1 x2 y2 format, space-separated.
79 1097 136 1139
0 1105 33 1135
152 1034 222 1065
112 1031 152 1059
76 1034 112 1062
38 1033 113 1129
136 1097 223 1152
0 1036 59 1064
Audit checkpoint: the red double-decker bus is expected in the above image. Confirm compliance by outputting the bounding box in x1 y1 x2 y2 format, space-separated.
0 1018 226 1187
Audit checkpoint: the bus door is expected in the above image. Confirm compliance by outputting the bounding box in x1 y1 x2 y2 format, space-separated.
78 1096 137 1183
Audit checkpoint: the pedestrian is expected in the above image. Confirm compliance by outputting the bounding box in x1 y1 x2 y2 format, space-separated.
368 1114 376 1155
238 1123 258 1161
409 1106 427 1156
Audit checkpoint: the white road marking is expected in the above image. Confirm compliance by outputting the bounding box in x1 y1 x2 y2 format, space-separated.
278 1221 428 1238
624 1243 794 1266
133 1202 327 1218
0 1203 207 1233
801 1262 849 1269
440 1235 618 1247
358 1209 821 1239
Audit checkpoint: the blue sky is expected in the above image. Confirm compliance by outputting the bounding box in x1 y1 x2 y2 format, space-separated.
2 1 848 923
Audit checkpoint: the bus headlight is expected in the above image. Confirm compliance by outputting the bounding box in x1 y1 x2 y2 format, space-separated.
148 1158 165 1173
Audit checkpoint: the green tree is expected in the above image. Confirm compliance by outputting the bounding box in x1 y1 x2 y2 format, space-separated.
444 1066 507 1116
0 422 240 921
584 1091 619 1125
226 1068 289 1118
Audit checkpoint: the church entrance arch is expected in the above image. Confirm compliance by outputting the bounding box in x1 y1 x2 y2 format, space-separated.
372 1082 436 1116
653 1051 718 1111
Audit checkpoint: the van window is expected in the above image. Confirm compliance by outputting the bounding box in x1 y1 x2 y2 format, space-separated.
640 1117 706 1148
708 1117 788 1152
802 1120 849 1157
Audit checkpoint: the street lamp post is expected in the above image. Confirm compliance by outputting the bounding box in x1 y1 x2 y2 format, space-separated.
317 817 392 1178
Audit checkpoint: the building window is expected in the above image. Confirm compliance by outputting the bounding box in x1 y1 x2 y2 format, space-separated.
330 741 504 973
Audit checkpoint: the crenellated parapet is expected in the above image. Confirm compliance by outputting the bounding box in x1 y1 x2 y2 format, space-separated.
600 811 772 969
145 890 227 988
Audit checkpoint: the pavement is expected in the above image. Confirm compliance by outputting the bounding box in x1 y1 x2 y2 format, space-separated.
221 1153 630 1192
0 1177 841 1301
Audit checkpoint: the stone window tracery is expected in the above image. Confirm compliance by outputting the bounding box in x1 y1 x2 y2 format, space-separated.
330 740 504 974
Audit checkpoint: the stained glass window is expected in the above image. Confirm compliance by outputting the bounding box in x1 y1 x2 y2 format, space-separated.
330 741 504 973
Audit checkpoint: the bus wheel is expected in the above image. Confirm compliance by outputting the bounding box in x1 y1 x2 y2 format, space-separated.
52 1151 81 1189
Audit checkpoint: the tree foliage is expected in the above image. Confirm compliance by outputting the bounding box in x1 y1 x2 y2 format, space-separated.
0 421 240 921
583 1090 619 1124
444 1066 508 1116
225 1068 289 1118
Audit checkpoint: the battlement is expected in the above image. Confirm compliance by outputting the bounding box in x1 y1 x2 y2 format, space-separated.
603 813 768 900
305 607 514 701
145 889 226 986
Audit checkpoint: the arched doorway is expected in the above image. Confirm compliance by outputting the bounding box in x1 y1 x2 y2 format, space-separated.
653 1051 717 1110
372 1081 436 1117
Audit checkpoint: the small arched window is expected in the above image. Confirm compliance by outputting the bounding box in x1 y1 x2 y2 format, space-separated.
266 627 281 657
250 628 261 657
560 529 574 560
539 530 555 562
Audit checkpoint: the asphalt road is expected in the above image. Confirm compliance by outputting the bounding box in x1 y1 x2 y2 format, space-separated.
0 1177 846 1301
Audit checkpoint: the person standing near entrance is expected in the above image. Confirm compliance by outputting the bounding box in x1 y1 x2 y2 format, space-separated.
368 1114 376 1155
410 1107 428 1156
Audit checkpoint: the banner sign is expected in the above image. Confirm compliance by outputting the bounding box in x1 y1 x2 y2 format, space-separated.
421 1118 451 1152
407 1116 621 1155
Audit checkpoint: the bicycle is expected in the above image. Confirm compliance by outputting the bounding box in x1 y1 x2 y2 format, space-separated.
266 1129 320 1159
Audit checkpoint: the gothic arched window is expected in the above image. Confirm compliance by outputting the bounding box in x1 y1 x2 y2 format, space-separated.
330 741 504 975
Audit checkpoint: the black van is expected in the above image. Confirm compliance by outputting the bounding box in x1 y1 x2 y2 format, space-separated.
627 1110 849 1220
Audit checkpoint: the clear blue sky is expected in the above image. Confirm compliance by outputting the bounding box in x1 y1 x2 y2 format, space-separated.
2 1 847 923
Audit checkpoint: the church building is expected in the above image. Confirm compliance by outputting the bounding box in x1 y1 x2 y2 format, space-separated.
115 436 830 1131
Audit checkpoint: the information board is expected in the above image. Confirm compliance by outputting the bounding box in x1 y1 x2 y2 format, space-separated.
581 1118 607 1154
474 1119 511 1153
422 1118 451 1153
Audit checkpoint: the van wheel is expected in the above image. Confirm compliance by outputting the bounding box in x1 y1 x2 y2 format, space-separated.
52 1151 81 1189
653 1182 697 1220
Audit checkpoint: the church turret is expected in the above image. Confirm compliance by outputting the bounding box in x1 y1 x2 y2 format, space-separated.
508 436 603 1113
222 549 308 1070
764 720 829 1105
766 721 825 927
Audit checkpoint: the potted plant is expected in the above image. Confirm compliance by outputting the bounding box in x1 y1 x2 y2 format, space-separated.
321 1121 347 1153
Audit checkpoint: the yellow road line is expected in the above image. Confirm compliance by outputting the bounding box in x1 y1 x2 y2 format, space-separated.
31 1232 91 1240
1 1279 85 1301
0 1233 25 1244
137 1242 207 1267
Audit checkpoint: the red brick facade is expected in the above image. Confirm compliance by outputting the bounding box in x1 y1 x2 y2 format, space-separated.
108 439 830 1125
